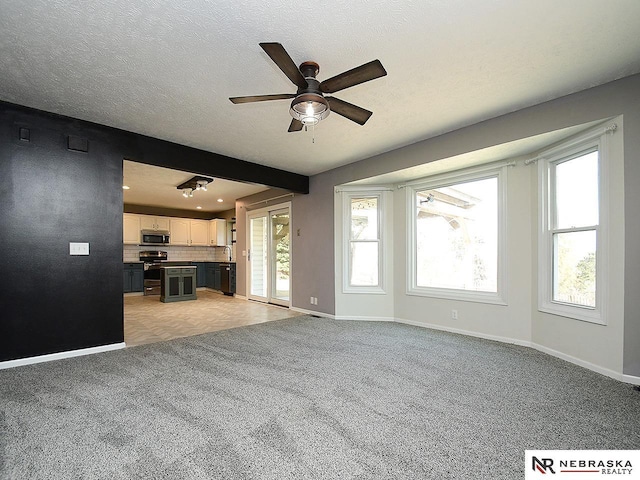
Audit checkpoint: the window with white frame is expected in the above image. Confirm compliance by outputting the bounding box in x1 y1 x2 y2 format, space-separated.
343 191 384 293
538 127 612 324
407 166 506 304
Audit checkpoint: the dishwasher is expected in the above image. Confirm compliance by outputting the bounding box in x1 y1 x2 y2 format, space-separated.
219 263 232 295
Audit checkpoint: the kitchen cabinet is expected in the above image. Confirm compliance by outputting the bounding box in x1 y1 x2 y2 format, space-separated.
139 215 170 231
190 220 209 246
193 262 206 288
123 214 140 244
209 219 226 246
160 267 197 303
123 263 144 293
205 264 216 289
204 262 235 294
205 263 221 290
169 218 190 245
170 218 209 246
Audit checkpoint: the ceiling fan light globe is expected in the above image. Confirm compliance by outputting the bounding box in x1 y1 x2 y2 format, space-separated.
289 93 330 125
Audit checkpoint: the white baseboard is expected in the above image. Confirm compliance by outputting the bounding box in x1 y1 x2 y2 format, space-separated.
393 317 640 386
531 342 640 385
334 315 395 322
234 294 247 300
395 317 532 347
0 342 126 370
290 306 335 319
621 374 640 386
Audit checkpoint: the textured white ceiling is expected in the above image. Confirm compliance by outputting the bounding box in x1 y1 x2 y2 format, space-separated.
1 0 639 176
123 160 267 212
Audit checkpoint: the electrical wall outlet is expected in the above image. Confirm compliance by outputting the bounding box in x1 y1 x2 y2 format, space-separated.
69 242 89 256
310 297 318 305
451 309 458 320
310 296 314 305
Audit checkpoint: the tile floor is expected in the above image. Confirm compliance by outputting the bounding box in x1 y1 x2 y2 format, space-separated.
124 290 301 347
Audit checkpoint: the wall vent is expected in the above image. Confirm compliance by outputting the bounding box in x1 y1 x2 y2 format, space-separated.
67 135 89 153
18 127 30 142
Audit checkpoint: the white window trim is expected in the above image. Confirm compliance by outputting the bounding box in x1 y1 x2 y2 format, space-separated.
406 164 508 305
341 188 388 294
537 127 611 325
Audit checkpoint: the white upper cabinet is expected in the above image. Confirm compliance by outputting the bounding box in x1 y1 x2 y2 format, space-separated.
124 214 220 247
140 215 170 231
123 214 140 244
170 218 190 245
190 220 209 246
209 219 226 246
170 218 209 246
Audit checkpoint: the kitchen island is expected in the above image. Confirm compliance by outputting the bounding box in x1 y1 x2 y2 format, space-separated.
160 266 197 303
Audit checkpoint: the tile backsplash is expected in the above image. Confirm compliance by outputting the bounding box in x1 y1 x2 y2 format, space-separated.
123 244 236 262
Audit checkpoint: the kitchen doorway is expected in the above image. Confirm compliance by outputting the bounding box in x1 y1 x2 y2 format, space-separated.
247 203 291 307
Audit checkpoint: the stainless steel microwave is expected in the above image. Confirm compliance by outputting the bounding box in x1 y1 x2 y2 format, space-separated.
141 230 170 245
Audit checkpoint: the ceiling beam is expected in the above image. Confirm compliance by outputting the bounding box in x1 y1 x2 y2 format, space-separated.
1 100 309 194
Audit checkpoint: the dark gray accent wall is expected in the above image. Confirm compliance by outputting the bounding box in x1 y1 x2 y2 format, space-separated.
0 107 124 361
295 74 640 376
0 102 308 362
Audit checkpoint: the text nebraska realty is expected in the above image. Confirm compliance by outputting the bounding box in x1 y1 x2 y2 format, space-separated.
561 459 632 475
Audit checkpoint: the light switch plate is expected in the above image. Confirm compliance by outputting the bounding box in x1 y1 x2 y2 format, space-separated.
69 242 90 255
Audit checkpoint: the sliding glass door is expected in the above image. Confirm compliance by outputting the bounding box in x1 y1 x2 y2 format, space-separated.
248 204 291 306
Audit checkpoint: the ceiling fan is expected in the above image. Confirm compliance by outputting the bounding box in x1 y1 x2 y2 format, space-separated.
229 42 387 132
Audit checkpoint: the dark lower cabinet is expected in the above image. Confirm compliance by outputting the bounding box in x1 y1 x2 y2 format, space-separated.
161 267 197 303
204 262 236 294
205 264 216 289
123 263 144 293
214 264 221 290
193 262 206 287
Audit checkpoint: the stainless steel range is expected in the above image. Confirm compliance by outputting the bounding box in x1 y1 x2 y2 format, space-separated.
140 250 167 296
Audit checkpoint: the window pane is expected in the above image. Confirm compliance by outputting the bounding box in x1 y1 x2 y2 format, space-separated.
555 150 599 229
553 230 596 307
351 197 378 240
350 241 378 286
416 177 497 292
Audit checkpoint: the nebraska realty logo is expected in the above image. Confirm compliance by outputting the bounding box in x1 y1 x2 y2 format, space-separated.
526 451 640 478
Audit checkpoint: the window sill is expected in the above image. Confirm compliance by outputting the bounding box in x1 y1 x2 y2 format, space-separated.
343 286 387 295
407 287 507 306
538 302 605 325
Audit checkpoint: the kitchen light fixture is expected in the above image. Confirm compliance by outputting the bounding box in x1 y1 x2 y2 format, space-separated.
122 185 130 190
177 176 214 198
217 198 224 203
196 206 202 210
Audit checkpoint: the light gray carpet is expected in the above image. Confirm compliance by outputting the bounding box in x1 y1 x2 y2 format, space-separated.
1 316 639 479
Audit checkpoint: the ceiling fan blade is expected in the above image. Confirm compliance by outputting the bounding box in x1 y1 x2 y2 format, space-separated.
320 59 387 94
327 97 373 125
229 93 295 104
259 42 307 89
288 118 303 132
